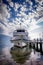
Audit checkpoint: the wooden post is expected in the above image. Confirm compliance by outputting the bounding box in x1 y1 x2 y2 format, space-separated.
29 42 32 48
36 38 38 50
33 43 35 49
40 38 42 52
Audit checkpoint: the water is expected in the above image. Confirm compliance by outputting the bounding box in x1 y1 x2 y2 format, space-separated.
0 34 43 65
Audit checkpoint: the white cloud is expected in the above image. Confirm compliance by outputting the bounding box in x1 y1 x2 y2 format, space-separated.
29 32 40 39
35 0 43 20
0 23 9 35
14 3 21 11
16 11 40 33
0 4 13 36
29 24 39 31
7 0 14 7
0 3 10 18
35 0 43 5
17 13 21 17
0 15 9 28
13 2 43 34
0 0 43 39
9 2 14 7
16 7 42 32
36 5 43 11
20 11 26 16
37 17 43 24
26 0 33 5
0 21 16 36
29 26 43 39
20 5 28 12
15 18 20 23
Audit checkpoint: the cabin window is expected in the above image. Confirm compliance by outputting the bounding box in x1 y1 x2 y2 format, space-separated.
17 30 25 32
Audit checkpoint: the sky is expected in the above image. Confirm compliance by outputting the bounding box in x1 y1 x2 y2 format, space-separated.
0 0 43 39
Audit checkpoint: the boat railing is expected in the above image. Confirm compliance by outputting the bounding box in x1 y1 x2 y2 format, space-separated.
11 35 29 41
13 32 28 36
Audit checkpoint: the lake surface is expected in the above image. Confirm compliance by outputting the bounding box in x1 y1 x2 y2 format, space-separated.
0 34 43 65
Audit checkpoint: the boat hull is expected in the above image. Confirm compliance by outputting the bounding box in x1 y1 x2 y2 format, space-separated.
11 40 28 48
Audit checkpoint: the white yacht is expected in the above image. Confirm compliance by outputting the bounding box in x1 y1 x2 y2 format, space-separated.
11 24 30 48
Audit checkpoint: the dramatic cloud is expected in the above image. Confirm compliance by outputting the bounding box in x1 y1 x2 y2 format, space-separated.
0 0 43 39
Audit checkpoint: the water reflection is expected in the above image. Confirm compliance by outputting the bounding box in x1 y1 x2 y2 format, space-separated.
0 35 43 65
10 46 31 64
